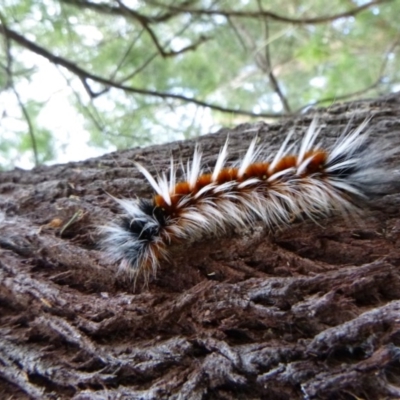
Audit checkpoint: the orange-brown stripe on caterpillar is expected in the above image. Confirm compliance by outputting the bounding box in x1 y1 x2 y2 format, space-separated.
154 149 327 210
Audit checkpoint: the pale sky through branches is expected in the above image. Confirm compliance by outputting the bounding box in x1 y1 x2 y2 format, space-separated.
1 0 399 169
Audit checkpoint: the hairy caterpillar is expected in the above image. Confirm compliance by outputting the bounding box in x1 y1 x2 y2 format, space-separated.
101 119 391 282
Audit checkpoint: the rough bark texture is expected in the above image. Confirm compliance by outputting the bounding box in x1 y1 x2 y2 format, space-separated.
1 93 400 400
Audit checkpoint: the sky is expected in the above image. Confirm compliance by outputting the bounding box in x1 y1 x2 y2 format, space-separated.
2 0 398 170
0 46 218 170
1 53 112 169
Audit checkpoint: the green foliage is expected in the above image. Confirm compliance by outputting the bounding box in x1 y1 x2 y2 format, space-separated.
1 0 400 169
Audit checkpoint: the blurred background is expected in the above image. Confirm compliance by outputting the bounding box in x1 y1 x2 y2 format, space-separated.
1 0 399 170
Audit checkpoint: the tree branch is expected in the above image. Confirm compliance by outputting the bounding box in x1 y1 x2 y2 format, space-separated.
97 8 206 97
0 25 284 119
60 0 195 23
62 0 209 58
115 0 209 58
147 0 390 25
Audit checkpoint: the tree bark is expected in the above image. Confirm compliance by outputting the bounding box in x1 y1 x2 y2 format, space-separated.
1 93 400 399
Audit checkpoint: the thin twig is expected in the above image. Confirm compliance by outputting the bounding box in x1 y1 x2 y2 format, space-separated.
0 13 39 166
296 33 400 112
257 0 291 113
147 0 390 25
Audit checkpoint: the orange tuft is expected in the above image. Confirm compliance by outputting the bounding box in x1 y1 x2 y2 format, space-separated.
273 155 297 173
216 168 238 184
174 181 191 196
154 194 168 208
244 162 270 180
195 173 212 190
304 150 327 174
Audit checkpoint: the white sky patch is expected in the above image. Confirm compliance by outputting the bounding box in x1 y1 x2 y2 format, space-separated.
169 37 192 52
253 93 283 114
310 76 327 88
1 42 220 170
0 52 108 169
391 84 400 92
0 92 27 136
116 0 140 8
153 103 217 143
74 25 104 46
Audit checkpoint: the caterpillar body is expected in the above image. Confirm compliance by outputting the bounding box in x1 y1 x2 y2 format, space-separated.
102 120 389 282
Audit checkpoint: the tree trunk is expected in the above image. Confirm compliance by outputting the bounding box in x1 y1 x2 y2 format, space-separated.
1 93 400 400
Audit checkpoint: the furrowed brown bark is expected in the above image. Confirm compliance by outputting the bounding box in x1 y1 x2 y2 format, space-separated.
1 93 400 399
